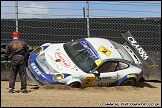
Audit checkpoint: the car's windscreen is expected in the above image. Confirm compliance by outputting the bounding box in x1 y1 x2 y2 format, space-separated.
63 40 97 73
109 40 134 62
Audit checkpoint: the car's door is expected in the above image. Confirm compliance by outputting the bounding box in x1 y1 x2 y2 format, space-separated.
81 71 118 87
90 61 119 87
94 72 118 87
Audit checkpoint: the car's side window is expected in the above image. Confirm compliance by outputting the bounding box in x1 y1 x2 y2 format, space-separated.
116 62 129 70
97 61 117 73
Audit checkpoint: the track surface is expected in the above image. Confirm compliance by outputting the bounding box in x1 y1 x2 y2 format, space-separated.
1 81 161 107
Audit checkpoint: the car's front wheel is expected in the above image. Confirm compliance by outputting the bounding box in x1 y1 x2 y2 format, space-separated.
69 82 81 88
120 78 136 86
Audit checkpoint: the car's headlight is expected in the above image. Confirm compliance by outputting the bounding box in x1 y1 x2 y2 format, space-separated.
33 47 43 54
52 74 64 81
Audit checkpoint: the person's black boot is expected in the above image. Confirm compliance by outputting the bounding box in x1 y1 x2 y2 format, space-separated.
8 88 14 93
22 89 28 93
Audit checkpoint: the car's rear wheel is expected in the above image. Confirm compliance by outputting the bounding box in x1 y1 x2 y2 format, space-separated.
69 82 81 88
120 78 136 86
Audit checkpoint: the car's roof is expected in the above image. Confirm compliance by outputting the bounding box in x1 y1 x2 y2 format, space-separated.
84 37 123 60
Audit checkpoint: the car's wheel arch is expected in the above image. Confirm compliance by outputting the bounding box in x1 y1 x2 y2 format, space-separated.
120 78 136 86
66 79 81 88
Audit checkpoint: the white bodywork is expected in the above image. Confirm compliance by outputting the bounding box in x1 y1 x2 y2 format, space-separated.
29 37 142 87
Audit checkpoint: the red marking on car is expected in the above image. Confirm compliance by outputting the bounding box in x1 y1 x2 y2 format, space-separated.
73 65 78 71
84 44 88 48
55 52 70 68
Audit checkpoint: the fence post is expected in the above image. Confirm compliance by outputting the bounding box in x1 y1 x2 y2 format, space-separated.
15 1 18 32
86 1 90 38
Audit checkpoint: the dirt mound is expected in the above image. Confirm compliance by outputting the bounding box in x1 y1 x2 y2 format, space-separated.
36 81 160 91
39 84 73 90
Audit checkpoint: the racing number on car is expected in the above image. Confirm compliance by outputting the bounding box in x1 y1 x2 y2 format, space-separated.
98 45 111 57
82 76 95 86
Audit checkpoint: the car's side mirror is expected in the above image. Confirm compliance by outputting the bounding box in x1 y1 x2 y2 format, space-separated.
93 71 100 76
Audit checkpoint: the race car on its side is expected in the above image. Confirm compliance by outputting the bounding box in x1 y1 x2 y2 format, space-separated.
26 31 160 88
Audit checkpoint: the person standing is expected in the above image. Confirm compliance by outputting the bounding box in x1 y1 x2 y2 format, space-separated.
4 31 30 93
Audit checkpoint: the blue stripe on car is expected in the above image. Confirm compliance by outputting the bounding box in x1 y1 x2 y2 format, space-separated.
42 45 49 50
29 60 72 84
29 62 58 84
77 38 100 60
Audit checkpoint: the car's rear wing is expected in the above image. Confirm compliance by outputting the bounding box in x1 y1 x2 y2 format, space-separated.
121 31 161 81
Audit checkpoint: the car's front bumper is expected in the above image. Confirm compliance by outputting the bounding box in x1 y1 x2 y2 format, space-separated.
26 67 45 86
27 61 62 86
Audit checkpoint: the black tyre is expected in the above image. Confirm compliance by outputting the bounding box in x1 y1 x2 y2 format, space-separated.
120 78 136 86
69 82 81 88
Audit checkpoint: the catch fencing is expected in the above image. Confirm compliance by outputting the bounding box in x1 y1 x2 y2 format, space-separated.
1 1 161 51
1 1 161 81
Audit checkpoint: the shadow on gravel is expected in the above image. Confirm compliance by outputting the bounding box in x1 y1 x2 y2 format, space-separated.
134 81 161 88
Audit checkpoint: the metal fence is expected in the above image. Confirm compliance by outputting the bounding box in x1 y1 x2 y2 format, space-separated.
1 1 161 51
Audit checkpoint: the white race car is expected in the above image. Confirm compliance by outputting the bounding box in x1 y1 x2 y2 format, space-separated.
26 31 158 88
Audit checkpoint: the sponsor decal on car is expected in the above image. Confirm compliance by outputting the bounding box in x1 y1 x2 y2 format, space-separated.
98 45 111 57
82 76 95 86
55 52 70 68
73 65 79 71
95 58 102 66
39 58 50 70
31 62 41 75
127 36 148 60
127 74 136 78
97 82 111 87
78 39 99 60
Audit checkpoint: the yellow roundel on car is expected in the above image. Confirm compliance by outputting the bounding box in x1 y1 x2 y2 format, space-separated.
52 74 64 81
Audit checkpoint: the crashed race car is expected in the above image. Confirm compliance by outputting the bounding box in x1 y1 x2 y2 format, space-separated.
26 31 161 88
